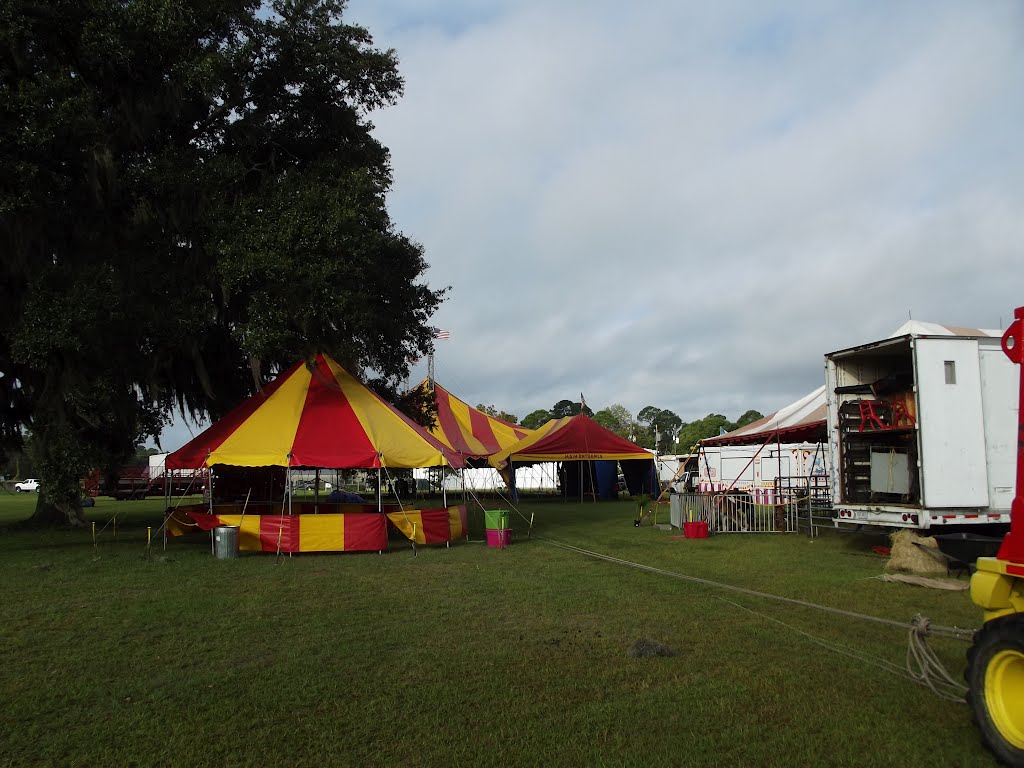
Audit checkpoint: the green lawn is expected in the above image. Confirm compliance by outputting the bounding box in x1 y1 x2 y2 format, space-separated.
0 492 996 767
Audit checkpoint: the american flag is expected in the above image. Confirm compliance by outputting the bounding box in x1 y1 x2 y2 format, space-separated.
580 392 588 409
433 328 450 340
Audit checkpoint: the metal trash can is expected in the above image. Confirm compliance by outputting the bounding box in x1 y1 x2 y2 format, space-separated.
213 526 239 559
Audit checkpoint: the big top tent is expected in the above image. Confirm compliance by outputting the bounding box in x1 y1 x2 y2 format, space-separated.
166 354 464 471
162 354 468 555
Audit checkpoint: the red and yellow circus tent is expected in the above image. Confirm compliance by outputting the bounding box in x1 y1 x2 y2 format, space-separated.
420 379 534 461
166 354 464 471
489 414 653 466
488 413 657 498
163 354 467 554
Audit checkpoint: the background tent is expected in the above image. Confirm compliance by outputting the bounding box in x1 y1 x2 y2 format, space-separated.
489 414 656 498
420 380 534 461
166 354 463 471
701 386 827 447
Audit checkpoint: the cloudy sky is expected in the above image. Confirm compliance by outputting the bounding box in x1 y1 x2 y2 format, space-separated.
164 0 1024 447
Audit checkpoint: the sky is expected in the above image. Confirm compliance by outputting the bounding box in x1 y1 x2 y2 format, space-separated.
160 0 1023 449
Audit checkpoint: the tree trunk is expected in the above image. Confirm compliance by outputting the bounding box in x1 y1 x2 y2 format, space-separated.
21 494 87 528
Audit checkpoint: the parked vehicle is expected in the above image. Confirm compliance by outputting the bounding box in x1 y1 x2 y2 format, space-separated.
14 478 39 493
656 453 698 493
86 453 205 499
110 466 151 500
826 322 1015 529
965 305 1024 766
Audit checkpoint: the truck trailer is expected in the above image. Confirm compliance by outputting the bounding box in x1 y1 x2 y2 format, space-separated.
826 322 1016 529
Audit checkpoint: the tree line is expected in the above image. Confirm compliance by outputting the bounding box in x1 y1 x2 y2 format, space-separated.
474 399 763 454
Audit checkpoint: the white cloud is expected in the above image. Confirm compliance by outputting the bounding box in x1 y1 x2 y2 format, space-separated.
364 0 1023 423
158 0 1024 446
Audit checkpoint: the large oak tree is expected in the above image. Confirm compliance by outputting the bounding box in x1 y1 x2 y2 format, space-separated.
1 0 444 525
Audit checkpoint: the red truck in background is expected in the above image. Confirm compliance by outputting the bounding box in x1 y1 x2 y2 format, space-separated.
82 454 206 500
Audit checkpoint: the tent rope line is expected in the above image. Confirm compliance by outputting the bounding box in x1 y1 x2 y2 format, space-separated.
532 535 975 638
640 439 703 524
97 457 209 543
457 470 534 536
531 534 975 701
459 473 498 541
153 469 204 549
380 464 418 554
718 596 968 703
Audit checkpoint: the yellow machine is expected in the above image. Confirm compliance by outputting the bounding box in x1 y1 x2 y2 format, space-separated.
967 306 1024 766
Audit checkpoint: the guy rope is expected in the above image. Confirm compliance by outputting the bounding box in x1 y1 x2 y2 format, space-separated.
534 534 974 702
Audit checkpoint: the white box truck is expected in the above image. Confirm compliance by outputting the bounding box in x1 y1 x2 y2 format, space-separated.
656 453 699 492
825 324 1016 529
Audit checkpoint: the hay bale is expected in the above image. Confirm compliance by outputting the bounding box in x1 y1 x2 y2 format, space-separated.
885 529 946 575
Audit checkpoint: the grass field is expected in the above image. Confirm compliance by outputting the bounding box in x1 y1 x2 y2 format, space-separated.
0 492 997 767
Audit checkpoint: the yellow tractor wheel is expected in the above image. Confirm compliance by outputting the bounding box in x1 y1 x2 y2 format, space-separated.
966 613 1024 767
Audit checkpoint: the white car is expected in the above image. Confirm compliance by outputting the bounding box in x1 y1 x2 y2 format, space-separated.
15 478 40 493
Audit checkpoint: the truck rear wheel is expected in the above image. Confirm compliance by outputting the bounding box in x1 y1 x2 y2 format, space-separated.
966 613 1024 767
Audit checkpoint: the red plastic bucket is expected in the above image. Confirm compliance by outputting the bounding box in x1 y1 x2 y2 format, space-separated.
683 521 709 539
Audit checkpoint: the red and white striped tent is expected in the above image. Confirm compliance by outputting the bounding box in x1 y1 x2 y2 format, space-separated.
419 379 534 462
701 386 826 448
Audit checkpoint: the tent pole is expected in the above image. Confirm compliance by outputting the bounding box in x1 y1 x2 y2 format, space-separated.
463 467 469 541
377 467 382 512
776 429 783 505
314 468 320 513
288 462 293 515
162 464 171 553
207 451 214 514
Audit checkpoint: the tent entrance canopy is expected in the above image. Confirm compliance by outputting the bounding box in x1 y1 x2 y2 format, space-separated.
489 414 657 498
489 414 655 467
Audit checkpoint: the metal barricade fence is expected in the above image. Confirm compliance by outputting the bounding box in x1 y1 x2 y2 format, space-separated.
670 492 801 534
